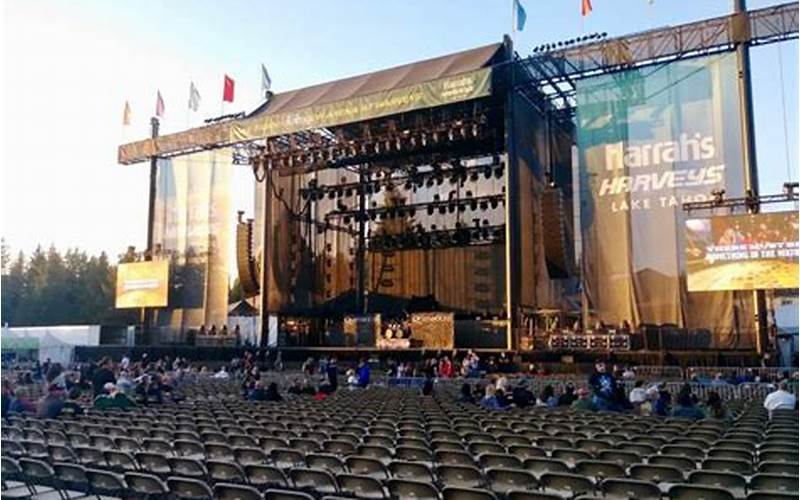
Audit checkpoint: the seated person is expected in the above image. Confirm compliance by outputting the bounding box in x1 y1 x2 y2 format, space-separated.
671 384 705 420
571 388 596 411
94 382 136 410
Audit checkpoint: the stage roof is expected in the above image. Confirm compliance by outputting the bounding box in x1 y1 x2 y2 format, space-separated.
119 42 505 165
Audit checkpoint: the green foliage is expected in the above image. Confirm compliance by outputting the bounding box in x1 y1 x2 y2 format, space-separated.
0 243 139 327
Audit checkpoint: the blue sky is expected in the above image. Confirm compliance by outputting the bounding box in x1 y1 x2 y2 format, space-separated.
1 0 796 262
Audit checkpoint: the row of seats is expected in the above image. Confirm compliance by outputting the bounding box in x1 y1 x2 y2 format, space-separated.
3 456 798 500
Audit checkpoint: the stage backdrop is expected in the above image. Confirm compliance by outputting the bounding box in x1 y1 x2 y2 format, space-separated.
576 52 754 347
686 211 799 291
151 148 232 339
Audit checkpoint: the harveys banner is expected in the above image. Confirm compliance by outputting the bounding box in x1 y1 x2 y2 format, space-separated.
576 52 753 345
118 67 492 164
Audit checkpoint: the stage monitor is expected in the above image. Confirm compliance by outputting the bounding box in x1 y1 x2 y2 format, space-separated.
115 261 169 308
685 211 799 291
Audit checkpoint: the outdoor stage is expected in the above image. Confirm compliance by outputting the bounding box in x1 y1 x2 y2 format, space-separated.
116 3 799 359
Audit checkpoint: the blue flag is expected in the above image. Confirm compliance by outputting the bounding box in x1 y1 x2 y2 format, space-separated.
514 0 527 31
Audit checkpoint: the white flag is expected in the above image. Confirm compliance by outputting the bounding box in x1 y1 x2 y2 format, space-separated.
261 64 272 93
188 81 201 112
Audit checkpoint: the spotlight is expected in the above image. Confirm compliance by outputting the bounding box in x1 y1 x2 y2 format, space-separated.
783 181 798 197
711 189 725 205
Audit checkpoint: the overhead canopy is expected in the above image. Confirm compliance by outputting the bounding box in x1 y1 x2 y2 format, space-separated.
118 42 504 164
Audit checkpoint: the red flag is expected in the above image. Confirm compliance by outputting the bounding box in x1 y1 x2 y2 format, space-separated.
581 0 593 16
223 75 235 103
155 91 165 118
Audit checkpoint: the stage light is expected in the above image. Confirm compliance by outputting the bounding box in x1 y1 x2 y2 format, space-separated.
783 181 798 197
711 189 725 205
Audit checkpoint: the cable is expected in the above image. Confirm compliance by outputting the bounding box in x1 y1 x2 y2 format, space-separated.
777 42 793 181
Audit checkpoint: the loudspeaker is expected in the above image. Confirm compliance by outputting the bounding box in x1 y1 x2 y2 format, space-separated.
541 188 575 278
236 219 260 297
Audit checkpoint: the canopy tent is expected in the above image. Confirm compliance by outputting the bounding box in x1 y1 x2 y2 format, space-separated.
0 326 100 365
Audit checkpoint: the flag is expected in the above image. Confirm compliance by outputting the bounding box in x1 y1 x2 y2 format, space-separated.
188 82 201 111
155 91 165 118
122 100 131 126
223 74 235 102
261 64 272 93
581 0 593 16
514 0 527 31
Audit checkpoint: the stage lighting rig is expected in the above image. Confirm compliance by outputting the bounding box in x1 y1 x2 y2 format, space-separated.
783 181 799 198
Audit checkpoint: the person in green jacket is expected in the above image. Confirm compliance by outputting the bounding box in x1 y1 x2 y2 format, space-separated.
94 382 136 410
571 387 597 412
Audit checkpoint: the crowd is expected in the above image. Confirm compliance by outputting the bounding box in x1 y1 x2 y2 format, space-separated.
2 351 797 424
448 360 799 421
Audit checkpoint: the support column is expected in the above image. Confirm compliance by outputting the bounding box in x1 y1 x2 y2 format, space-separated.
734 0 768 355
144 117 159 344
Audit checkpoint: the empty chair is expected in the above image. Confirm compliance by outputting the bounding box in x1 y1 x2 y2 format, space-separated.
551 448 592 466
142 438 173 455
205 443 235 461
748 473 799 494
759 450 799 463
387 478 440 500
688 470 747 499
125 472 170 497
236 446 269 465
395 446 433 463
486 468 538 495
522 458 570 479
601 478 662 500
214 483 264 500
264 488 315 500
597 449 642 467
53 462 90 494
306 454 346 474
245 464 290 490
745 492 798 500
137 451 172 475
291 468 339 495
358 444 394 464
707 448 752 463
629 464 684 484
18 458 58 494
346 456 389 479
661 445 705 461
338 473 386 499
442 486 498 500
75 446 106 466
757 461 799 475
701 458 753 475
104 450 139 472
507 491 564 500
322 440 356 456
86 468 128 498
539 472 595 497
167 476 215 499
271 448 305 469
168 457 207 478
508 445 546 461
389 461 436 482
207 460 247 483
478 453 522 470
48 444 78 463
649 454 697 472
437 464 485 489
174 439 206 459
574 460 625 480
470 442 506 455
436 450 477 467
668 484 735 500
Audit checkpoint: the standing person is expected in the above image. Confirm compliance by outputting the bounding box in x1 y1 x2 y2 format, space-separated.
326 358 338 392
438 356 453 378
92 358 116 397
357 358 370 388
588 360 618 412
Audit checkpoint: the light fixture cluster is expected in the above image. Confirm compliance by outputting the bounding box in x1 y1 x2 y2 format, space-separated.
532 32 607 53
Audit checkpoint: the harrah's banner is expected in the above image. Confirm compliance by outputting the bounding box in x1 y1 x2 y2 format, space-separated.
576 52 751 342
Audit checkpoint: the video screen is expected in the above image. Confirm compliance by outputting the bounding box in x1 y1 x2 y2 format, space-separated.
116 261 170 308
685 211 799 291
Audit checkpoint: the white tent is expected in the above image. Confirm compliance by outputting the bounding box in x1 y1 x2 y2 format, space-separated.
1 326 100 365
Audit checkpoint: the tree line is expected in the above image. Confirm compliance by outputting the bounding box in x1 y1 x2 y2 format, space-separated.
1 240 140 327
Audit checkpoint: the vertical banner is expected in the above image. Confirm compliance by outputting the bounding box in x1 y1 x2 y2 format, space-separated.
576 52 751 343
153 148 232 338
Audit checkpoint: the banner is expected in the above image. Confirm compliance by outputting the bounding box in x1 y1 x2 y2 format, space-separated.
115 261 169 308
576 52 749 333
119 68 492 164
686 211 799 291
152 148 232 336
